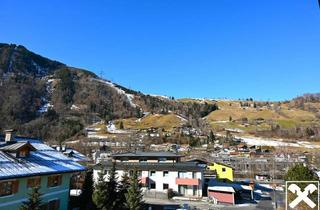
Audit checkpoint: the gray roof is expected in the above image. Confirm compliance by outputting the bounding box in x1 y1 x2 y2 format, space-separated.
0 137 86 180
0 142 36 152
96 161 204 172
111 151 183 158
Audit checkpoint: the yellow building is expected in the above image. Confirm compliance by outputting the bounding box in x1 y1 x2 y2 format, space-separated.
207 162 234 182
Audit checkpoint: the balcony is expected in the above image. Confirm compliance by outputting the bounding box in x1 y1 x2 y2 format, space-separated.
139 177 148 185
176 178 200 186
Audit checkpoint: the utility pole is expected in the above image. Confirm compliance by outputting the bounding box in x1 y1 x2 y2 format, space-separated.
273 157 277 210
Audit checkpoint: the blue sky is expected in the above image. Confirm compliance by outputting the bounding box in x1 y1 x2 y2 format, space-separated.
0 0 319 101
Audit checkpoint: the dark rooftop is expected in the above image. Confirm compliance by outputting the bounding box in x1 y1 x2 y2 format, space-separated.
96 161 204 172
111 151 183 158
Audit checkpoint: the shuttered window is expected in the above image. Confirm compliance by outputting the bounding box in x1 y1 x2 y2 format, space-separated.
47 175 62 188
0 180 19 196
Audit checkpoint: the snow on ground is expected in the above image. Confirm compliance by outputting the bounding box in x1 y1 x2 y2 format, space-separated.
92 78 137 107
32 60 48 75
71 104 80 110
38 78 56 113
107 121 130 134
38 102 53 113
238 136 320 149
149 94 171 100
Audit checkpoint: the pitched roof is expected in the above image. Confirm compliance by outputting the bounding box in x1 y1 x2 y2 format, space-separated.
0 137 86 180
208 186 235 193
111 151 183 158
96 161 204 172
0 142 36 152
63 149 91 162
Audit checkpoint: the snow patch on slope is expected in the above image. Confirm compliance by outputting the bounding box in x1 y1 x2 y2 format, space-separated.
92 78 137 108
38 78 55 113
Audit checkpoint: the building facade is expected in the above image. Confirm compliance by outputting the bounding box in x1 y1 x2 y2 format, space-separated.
93 152 205 198
207 162 234 182
0 130 86 210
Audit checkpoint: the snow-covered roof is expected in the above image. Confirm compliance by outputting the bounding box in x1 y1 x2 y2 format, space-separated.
0 137 86 180
0 142 35 152
208 186 235 193
63 149 91 162
208 180 253 192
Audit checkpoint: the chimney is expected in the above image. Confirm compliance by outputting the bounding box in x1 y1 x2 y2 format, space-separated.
5 129 15 142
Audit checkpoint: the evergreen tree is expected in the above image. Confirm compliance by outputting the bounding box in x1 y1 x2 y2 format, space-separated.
93 169 108 210
80 170 95 210
208 130 215 143
284 164 317 181
119 121 124 129
19 187 42 210
105 162 119 210
117 172 130 210
125 170 144 210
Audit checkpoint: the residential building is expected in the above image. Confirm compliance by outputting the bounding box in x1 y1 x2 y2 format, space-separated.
207 162 234 182
93 152 205 198
0 130 86 210
207 180 253 205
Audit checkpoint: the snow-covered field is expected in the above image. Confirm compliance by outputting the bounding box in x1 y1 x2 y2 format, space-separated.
238 136 320 149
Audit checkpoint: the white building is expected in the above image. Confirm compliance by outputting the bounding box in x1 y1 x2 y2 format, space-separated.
93 152 205 198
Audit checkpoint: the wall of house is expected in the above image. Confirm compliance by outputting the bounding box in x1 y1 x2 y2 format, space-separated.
208 191 234 204
93 169 203 197
0 173 71 210
208 163 234 182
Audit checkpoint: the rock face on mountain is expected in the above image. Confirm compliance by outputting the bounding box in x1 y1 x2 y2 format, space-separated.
0 43 218 142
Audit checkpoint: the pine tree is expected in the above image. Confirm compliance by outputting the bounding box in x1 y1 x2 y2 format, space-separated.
19 187 42 210
105 162 119 210
119 121 124 129
80 170 95 210
93 169 108 210
117 172 130 210
125 170 144 210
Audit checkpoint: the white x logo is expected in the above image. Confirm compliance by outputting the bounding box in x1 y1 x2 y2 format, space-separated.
288 183 317 209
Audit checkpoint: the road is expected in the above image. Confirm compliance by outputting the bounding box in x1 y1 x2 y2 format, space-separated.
144 190 285 210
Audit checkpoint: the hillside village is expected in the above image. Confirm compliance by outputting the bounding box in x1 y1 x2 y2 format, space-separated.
0 44 320 210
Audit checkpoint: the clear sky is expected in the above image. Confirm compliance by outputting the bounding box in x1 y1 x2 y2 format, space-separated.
0 0 319 101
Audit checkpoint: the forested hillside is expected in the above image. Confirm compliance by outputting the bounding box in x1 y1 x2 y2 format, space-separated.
0 43 217 143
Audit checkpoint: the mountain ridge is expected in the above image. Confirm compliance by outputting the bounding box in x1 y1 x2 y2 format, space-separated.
0 43 218 142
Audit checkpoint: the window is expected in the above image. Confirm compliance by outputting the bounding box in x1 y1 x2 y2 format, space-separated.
192 172 197 179
27 177 41 188
48 199 60 210
47 175 62 187
19 149 29 157
139 158 147 162
222 168 226 172
158 158 167 162
178 171 187 178
150 183 156 189
0 180 19 196
163 171 169 177
163 183 169 190
150 171 156 176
